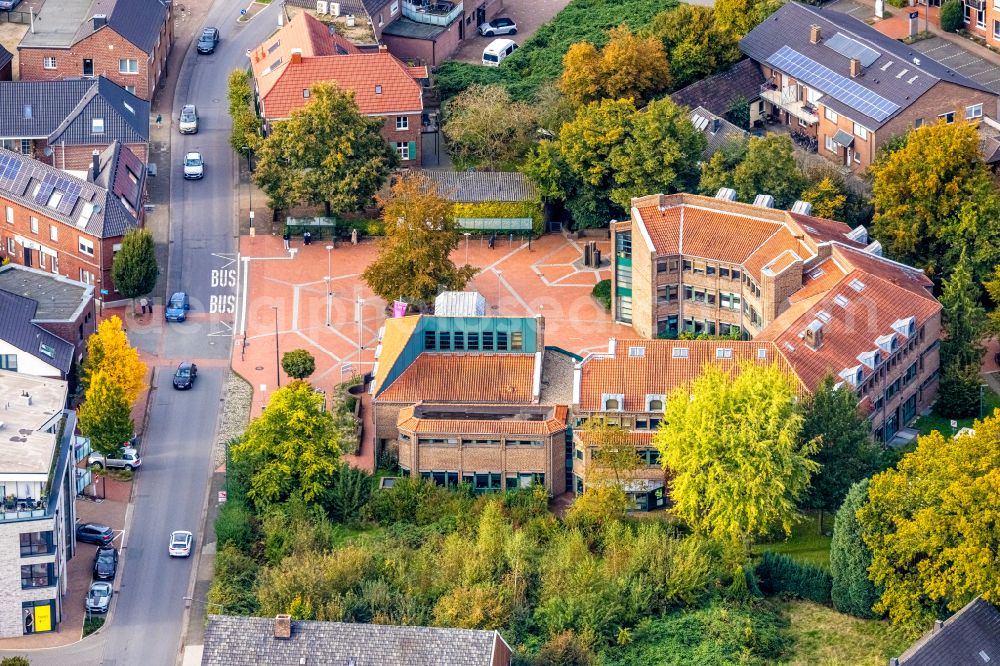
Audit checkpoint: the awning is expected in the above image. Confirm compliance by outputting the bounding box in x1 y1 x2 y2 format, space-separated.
833 129 855 147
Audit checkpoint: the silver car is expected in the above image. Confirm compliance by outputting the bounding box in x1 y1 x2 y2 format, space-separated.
86 581 113 613
179 104 198 134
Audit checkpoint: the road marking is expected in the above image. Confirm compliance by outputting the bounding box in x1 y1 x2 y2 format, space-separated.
211 252 237 270
209 321 234 337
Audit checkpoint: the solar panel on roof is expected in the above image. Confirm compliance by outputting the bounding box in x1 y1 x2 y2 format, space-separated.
766 46 899 123
825 33 880 67
0 154 21 184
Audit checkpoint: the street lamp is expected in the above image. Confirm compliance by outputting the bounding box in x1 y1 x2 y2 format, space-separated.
356 297 364 353
463 232 471 264
326 245 334 326
241 146 253 228
271 306 280 387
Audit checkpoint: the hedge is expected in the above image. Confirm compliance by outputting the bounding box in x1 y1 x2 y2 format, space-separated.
756 551 832 604
592 279 611 310
452 200 545 235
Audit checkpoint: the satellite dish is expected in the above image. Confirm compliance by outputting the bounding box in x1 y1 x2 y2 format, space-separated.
43 147 53 157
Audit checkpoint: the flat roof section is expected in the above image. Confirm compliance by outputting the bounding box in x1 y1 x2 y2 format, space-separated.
0 371 67 476
19 0 93 48
0 265 92 321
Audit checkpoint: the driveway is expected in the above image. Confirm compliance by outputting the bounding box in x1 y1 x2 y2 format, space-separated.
451 0 573 64
908 37 1000 92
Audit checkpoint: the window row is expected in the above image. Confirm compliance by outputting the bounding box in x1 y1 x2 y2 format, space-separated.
418 470 545 492
422 329 524 352
678 259 742 281
414 437 542 447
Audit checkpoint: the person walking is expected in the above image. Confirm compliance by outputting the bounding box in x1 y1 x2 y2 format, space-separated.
282 230 290 250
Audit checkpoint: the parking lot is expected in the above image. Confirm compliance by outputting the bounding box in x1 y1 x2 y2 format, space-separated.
451 0 573 64
908 37 1000 92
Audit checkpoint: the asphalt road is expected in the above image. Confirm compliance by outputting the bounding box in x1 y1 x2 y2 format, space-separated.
0 2 284 664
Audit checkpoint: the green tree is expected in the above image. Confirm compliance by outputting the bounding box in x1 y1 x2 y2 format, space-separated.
78 371 135 456
726 96 751 131
111 229 158 305
281 349 316 380
871 120 1000 282
799 177 847 221
714 0 782 38
983 265 1000 336
645 5 738 89
608 96 705 210
830 479 880 619
936 252 987 418
322 465 373 524
940 0 964 32
731 134 807 208
228 69 261 153
253 83 397 215
567 418 643 529
799 375 883 530
361 172 477 306
698 137 748 195
231 380 342 508
857 413 1000 627
442 84 540 170
655 363 819 555
80 316 146 402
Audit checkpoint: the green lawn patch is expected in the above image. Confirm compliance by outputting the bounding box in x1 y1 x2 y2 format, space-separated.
777 600 916 666
913 387 1000 438
83 614 105 637
755 512 832 569
435 0 678 102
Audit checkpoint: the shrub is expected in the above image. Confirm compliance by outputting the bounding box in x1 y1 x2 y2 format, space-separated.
215 500 257 553
533 631 597 666
756 550 832 604
830 479 880 618
281 349 316 380
940 0 963 31
207 544 260 615
592 279 611 310
323 466 373 524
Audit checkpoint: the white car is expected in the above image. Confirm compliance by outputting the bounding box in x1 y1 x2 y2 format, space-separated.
179 104 198 134
183 152 204 180
169 530 193 557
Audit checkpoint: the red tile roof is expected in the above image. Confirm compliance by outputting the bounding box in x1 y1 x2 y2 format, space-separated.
790 257 847 303
577 339 803 412
251 12 422 120
397 404 567 435
378 353 537 403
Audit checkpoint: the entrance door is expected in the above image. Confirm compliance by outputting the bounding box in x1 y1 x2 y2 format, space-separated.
23 247 33 268
82 59 94 77
476 6 485 26
844 148 852 166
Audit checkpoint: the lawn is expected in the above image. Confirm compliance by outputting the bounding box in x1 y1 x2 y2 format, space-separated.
756 512 832 568
912 386 1000 437
777 600 916 665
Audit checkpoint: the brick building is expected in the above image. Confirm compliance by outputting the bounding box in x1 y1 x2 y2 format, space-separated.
0 45 12 82
0 372 77 638
0 143 145 301
18 0 172 101
250 12 425 166
0 77 149 170
740 3 998 171
0 264 96 379
371 314 576 494
611 192 941 445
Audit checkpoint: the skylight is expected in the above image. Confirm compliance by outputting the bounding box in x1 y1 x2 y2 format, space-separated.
628 346 645 358
849 278 865 292
672 347 689 359
716 348 733 359
816 310 831 323
46 190 63 209
834 294 849 307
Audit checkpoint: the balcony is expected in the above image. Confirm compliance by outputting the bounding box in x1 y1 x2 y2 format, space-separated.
760 83 819 125
402 0 464 26
0 493 49 522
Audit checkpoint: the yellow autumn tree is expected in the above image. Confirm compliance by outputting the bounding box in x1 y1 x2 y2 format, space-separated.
559 25 671 107
800 177 847 221
857 412 1000 628
80 315 146 404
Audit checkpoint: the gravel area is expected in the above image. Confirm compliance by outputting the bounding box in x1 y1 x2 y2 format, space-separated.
214 371 253 466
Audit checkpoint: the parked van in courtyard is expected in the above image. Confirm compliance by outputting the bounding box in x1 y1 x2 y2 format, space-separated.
482 38 518 67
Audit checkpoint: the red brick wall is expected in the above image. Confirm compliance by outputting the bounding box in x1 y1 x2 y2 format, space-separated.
377 114 422 165
0 197 138 296
18 8 171 101
381 18 463 66
33 142 149 171
36 297 97 360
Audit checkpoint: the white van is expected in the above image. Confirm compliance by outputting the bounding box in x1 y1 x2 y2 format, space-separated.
482 38 518 67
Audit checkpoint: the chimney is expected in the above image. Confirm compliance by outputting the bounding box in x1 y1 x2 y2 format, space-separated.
804 319 824 351
753 194 775 208
810 24 821 44
290 48 302 65
92 150 101 178
889 659 900 666
274 614 292 639
93 14 108 30
850 58 861 78
378 44 388 54
933 619 944 632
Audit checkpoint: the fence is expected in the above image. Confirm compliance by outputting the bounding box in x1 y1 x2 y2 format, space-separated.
0 9 33 24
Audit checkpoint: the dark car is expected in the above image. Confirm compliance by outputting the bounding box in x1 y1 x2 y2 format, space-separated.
197 27 219 54
172 362 198 390
76 523 114 546
93 546 118 580
478 17 517 37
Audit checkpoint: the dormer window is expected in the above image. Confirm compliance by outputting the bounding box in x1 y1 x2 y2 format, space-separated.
876 333 897 354
857 350 880 369
602 393 624 412
891 316 916 338
839 365 863 387
645 394 665 412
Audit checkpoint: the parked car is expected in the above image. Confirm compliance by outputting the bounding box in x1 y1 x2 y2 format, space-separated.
197 27 219 54
86 581 113 614
183 152 204 180
88 447 141 471
93 546 118 580
478 17 516 37
0 0 23 10
482 38 518 67
165 292 190 321
76 523 114 546
179 104 199 134
169 530 193 557
172 362 198 390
